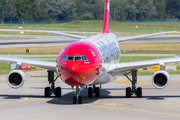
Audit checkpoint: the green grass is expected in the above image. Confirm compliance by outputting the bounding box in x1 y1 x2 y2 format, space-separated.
120 42 180 54
121 51 180 54
0 62 42 75
0 37 36 40
0 31 57 36
0 20 179 36
119 56 171 62
1 42 180 55
0 57 56 75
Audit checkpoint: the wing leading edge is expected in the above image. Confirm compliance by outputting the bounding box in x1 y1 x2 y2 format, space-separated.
107 57 180 76
0 55 57 72
43 30 87 39
117 31 177 42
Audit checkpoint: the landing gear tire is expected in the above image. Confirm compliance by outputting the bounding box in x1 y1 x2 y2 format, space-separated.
73 96 77 104
55 87 61 97
45 87 51 97
136 87 142 98
78 96 82 104
88 87 93 97
95 87 100 97
126 87 131 98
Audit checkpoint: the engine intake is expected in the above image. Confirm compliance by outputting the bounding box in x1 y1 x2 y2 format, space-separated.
152 71 170 89
7 70 25 89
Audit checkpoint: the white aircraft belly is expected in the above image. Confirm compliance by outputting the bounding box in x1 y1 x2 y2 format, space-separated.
93 72 117 84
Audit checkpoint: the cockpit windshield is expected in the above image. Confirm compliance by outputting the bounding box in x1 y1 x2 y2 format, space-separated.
63 55 88 61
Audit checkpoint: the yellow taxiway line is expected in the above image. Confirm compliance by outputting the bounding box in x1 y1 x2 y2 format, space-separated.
113 80 152 84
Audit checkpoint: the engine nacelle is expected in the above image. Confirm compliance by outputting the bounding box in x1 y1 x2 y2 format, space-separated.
152 71 170 89
7 70 25 89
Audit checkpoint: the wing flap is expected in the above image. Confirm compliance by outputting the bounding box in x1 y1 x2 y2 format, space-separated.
0 55 57 72
107 57 180 76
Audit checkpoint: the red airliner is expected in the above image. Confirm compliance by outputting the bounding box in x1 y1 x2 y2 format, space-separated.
0 0 178 104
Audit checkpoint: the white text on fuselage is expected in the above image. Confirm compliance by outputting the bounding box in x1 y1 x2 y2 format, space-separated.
97 39 120 63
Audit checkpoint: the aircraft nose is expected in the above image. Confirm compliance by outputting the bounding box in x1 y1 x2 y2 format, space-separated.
66 61 81 73
57 61 101 86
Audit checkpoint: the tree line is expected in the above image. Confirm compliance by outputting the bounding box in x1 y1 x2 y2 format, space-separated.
0 0 180 22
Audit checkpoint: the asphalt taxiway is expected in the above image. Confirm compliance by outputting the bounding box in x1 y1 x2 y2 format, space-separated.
0 34 180 48
0 33 180 119
0 71 180 120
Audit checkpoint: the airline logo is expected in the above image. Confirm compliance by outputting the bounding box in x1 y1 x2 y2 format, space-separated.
107 0 110 12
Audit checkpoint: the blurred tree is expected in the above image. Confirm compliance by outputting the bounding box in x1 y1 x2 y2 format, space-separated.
75 0 94 20
46 0 76 20
111 0 138 20
110 0 124 20
135 0 157 20
15 0 39 21
165 0 180 19
154 0 166 19
1 0 180 21
15 0 27 21
0 0 17 22
123 0 138 20
38 0 50 20
59 0 76 20
89 0 104 20
25 0 39 20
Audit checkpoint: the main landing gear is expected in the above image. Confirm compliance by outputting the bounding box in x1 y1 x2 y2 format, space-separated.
73 86 82 104
123 70 142 98
88 85 100 97
44 71 61 98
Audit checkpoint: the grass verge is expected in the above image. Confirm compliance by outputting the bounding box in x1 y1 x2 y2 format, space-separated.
0 37 36 40
1 43 180 55
0 20 179 36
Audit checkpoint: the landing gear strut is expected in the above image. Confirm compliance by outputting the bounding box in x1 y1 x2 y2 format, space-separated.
88 84 100 97
44 71 61 97
73 86 82 104
123 70 142 98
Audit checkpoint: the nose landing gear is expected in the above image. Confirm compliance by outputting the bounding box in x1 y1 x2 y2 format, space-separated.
73 86 82 104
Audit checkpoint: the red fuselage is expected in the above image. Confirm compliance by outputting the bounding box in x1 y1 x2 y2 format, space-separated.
57 41 102 86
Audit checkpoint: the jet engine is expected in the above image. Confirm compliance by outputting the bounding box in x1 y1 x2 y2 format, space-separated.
7 70 25 89
152 71 170 89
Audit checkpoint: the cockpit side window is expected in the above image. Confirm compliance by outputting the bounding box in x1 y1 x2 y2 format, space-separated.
82 55 88 61
62 55 68 61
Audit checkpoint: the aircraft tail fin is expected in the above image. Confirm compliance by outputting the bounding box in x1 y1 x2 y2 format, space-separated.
102 0 110 33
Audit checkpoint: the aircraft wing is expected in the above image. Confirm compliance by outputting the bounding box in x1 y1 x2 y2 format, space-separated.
43 30 87 39
117 31 177 42
0 55 57 72
107 57 180 76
